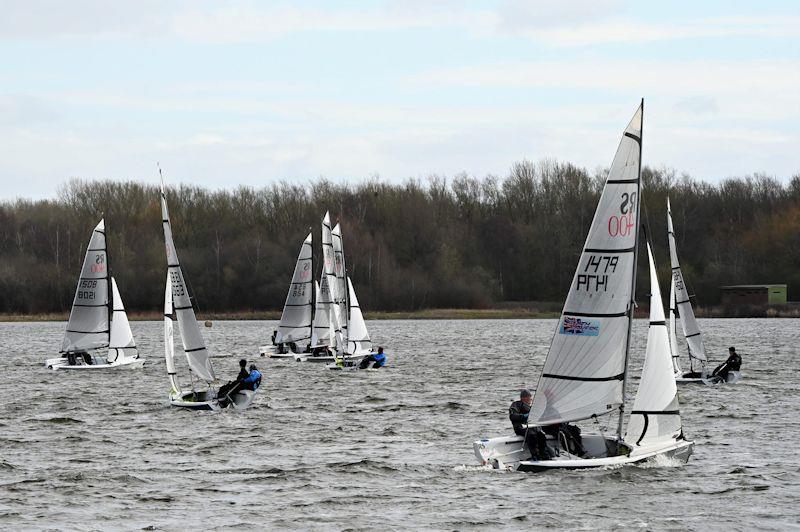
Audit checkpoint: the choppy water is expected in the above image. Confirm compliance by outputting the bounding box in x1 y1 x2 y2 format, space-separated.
1 319 798 530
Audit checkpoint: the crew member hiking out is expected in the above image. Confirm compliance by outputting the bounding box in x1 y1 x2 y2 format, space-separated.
218 359 249 402
711 347 742 382
509 389 551 461
359 346 387 369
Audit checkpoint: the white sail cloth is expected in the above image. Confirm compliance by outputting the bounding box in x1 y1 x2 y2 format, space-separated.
332 223 348 340
164 271 179 393
321 212 342 329
668 277 682 375
276 233 314 345
62 219 110 353
529 104 642 426
625 243 682 446
666 198 707 367
160 184 216 383
107 277 138 363
345 277 372 355
311 280 328 347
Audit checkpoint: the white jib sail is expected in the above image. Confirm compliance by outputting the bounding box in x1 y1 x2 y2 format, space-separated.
62 219 110 354
160 182 216 383
668 277 682 375
311 280 328 347
529 103 642 426
625 242 682 447
276 233 314 346
331 222 349 341
666 197 707 368
345 277 372 355
107 277 138 363
164 270 180 393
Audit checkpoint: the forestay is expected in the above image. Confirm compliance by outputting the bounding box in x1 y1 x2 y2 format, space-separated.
160 184 216 383
345 277 372 355
625 243 682 446
107 277 138 363
62 219 110 354
666 198 707 368
276 233 314 346
529 103 642 426
332 223 349 341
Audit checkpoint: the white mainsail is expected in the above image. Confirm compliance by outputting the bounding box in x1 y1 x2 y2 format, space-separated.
163 271 180 394
276 233 314 347
331 222 349 341
107 277 138 363
345 277 372 355
625 242 682 446
311 280 328 347
160 182 216 383
529 103 643 427
668 277 682 375
321 212 342 329
62 219 110 354
666 197 707 372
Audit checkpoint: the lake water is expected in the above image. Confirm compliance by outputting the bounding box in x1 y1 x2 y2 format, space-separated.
0 319 798 530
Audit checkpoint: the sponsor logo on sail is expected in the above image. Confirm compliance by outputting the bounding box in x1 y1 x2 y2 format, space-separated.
560 316 600 336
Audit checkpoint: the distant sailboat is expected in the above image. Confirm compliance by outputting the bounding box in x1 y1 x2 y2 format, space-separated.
161 179 257 410
473 101 693 471
45 219 143 370
667 198 741 384
260 232 314 358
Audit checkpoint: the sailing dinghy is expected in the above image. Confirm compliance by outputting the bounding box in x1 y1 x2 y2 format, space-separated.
161 181 257 411
45 219 143 370
473 101 693 472
260 233 314 358
326 277 376 370
667 198 740 385
296 212 351 363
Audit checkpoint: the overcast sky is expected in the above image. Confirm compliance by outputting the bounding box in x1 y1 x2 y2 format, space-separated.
0 0 798 199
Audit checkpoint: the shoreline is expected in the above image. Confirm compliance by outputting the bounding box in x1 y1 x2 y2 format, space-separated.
1 306 798 322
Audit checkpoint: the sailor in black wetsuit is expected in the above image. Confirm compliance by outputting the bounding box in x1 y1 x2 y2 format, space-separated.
712 347 742 382
509 389 551 461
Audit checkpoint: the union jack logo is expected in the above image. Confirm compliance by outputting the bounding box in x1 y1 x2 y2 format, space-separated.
561 316 600 336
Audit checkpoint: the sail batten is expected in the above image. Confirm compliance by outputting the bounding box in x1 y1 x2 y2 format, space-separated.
666 198 707 368
529 103 643 427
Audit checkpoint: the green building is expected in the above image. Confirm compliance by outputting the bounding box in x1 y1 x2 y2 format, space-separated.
720 284 788 305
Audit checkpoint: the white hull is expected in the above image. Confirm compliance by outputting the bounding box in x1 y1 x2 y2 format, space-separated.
473 433 694 472
325 359 380 371
676 370 742 385
45 356 144 371
259 344 311 358
169 389 257 411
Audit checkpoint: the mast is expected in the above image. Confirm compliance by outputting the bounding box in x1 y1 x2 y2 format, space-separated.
617 98 644 441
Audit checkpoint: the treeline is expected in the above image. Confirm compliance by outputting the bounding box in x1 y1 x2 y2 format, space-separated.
1 161 799 314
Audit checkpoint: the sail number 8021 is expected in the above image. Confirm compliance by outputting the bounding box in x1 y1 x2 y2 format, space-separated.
577 254 619 292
